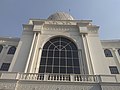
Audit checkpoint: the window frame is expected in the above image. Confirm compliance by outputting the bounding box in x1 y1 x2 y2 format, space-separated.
109 66 119 74
104 49 113 57
7 46 16 54
39 36 80 74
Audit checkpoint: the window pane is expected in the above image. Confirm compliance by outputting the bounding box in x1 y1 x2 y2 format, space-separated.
67 51 72 58
104 49 113 57
47 58 53 65
61 51 65 57
109 66 119 74
43 42 51 49
60 67 66 73
54 41 59 46
67 59 72 66
49 45 54 49
53 66 59 73
61 41 67 46
46 66 52 73
67 67 73 74
73 51 78 58
60 58 66 66
54 51 59 57
74 67 80 74
69 43 77 50
0 63 10 71
48 51 53 57
41 50 47 57
66 45 71 50
7 46 16 54
40 58 46 65
54 58 59 65
73 59 79 66
39 66 45 73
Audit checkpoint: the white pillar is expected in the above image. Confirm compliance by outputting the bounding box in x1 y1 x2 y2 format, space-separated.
24 33 36 73
34 48 42 73
81 34 94 75
29 33 40 73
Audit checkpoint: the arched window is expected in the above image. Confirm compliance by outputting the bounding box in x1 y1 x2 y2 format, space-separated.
118 49 120 55
0 45 3 53
7 46 16 54
104 49 113 57
39 37 80 74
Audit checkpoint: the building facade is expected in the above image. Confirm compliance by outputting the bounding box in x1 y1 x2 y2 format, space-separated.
0 12 120 90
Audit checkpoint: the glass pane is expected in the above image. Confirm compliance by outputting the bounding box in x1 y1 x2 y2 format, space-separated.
39 66 45 73
54 58 59 66
66 45 71 50
40 58 46 65
49 45 54 49
74 67 80 74
67 59 72 66
54 50 59 57
61 41 67 46
43 42 51 49
53 66 59 73
67 67 73 74
60 67 66 74
67 51 72 58
73 51 78 58
61 51 65 57
73 59 79 66
46 66 52 73
48 50 53 57
54 41 59 46
69 43 77 50
41 50 47 57
47 58 53 65
60 58 66 66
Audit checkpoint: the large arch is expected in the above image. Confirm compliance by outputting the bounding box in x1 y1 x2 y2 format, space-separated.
39 36 81 74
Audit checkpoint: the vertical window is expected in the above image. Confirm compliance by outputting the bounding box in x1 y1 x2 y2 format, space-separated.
0 63 10 71
104 49 113 57
109 66 119 74
39 37 80 74
7 46 16 54
0 45 3 53
118 49 120 55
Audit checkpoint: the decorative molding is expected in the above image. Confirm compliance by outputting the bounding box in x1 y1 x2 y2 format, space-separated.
45 21 73 25
43 26 77 31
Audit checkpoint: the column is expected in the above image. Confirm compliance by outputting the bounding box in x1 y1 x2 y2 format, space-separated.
24 32 37 73
81 34 94 75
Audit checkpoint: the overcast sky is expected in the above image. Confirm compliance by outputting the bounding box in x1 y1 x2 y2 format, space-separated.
0 0 120 40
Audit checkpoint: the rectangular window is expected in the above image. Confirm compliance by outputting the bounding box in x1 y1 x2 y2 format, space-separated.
0 63 10 71
109 66 119 74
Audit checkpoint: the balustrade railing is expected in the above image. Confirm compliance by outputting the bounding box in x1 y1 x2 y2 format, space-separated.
0 72 119 83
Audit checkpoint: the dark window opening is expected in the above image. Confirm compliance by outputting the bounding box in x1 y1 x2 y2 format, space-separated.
0 63 10 71
7 46 16 54
39 37 80 74
109 66 119 74
104 49 113 57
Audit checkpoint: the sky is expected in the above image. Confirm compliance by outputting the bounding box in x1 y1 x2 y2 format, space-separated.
0 0 120 40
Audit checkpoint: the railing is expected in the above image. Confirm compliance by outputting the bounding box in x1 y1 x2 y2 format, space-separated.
0 72 119 83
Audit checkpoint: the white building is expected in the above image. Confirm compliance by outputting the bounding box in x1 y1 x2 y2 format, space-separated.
0 12 120 90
